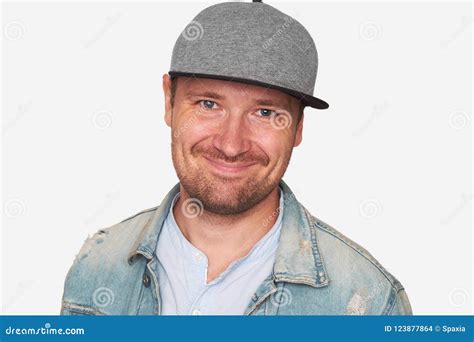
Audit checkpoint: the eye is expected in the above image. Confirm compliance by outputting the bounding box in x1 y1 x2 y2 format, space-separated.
256 108 276 117
199 100 217 110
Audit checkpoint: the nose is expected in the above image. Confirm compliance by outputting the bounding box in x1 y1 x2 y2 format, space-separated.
212 113 251 158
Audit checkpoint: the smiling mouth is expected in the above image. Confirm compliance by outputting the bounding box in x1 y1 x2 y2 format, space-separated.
202 155 258 175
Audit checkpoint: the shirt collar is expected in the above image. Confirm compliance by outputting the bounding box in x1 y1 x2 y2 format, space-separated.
164 189 284 267
128 180 329 288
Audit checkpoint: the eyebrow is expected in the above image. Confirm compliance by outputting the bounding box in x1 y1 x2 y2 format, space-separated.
254 99 290 108
184 91 225 100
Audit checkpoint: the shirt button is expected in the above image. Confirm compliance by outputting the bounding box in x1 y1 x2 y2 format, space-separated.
143 273 151 288
194 253 203 261
192 309 201 315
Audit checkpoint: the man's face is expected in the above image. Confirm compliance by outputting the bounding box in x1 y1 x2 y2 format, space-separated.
163 75 304 215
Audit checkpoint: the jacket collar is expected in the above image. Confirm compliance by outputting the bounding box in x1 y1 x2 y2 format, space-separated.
273 180 329 287
128 180 329 288
127 183 180 264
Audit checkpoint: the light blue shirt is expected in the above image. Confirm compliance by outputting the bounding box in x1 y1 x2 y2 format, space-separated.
155 189 284 315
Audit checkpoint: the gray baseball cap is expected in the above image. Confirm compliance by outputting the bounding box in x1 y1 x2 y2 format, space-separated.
169 0 329 110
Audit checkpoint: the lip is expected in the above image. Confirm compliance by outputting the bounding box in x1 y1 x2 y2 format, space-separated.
203 156 258 175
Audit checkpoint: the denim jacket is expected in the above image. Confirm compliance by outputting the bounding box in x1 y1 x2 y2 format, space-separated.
61 181 412 315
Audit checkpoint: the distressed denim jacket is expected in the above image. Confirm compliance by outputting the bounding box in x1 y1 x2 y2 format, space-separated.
61 181 412 315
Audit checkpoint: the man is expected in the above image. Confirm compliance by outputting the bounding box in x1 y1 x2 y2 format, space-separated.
61 0 412 315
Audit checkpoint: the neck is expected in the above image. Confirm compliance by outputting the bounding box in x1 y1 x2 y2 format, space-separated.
172 185 281 282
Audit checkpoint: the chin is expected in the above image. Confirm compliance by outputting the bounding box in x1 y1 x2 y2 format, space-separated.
200 184 275 216
200 194 259 215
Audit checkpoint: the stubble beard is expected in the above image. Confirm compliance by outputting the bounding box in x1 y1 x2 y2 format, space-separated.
171 143 291 216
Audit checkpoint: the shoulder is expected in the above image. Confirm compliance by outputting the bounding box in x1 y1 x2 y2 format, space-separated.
306 209 412 314
75 206 158 264
312 214 404 291
61 206 159 315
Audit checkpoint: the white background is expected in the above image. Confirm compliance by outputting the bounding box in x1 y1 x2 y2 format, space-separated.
2 1 472 315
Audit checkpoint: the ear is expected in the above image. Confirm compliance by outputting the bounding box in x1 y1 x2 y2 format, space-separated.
163 73 172 127
293 111 304 147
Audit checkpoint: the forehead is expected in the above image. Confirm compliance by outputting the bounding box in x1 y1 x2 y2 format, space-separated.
175 77 301 109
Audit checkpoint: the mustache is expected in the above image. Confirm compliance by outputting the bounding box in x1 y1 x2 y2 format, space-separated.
191 145 269 166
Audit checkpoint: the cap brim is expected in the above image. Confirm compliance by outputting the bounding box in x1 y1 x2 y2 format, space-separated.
168 71 329 110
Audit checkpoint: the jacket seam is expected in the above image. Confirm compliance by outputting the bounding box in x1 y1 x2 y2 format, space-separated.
274 276 325 288
383 287 399 315
61 301 106 315
303 207 330 284
134 273 146 315
146 260 161 315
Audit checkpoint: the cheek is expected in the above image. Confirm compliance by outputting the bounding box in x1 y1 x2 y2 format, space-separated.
257 132 293 166
172 111 210 148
